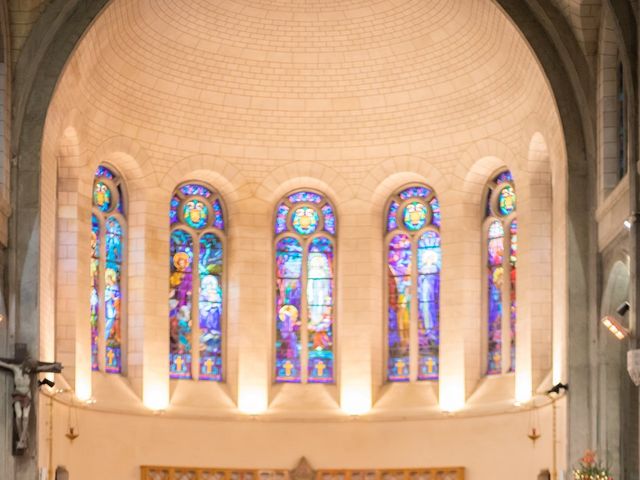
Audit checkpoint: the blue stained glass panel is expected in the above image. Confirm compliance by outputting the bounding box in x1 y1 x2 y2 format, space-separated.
104 261 122 374
387 201 399 232
429 198 441 227
509 219 517 372
275 203 290 234
90 215 100 372
117 185 125 214
288 191 323 204
169 229 194 379
387 233 412 381
275 237 303 382
417 232 440 380
170 195 180 225
180 184 213 198
95 165 115 179
105 217 123 263
399 186 432 200
213 199 224 230
487 220 504 374
104 217 123 373
199 233 223 381
495 171 513 185
307 237 334 383
321 204 336 235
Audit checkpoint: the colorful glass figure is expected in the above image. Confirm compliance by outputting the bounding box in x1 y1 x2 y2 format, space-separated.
387 233 412 382
292 206 319 235
509 219 517 372
417 231 441 380
403 201 428 231
274 190 336 383
307 237 334 383
170 229 194 379
485 170 517 375
90 215 100 371
498 185 516 216
183 199 209 230
198 233 223 381
275 237 303 382
170 183 225 380
90 165 125 374
487 221 504 375
93 181 111 212
386 185 440 382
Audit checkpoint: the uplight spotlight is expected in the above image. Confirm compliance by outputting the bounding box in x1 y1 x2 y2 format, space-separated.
601 315 630 340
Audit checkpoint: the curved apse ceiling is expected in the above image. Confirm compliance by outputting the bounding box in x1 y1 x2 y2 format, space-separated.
49 0 560 179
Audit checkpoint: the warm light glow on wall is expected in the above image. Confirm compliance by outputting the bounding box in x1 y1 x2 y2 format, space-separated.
515 371 532 404
341 386 371 415
75 375 92 402
238 386 268 414
143 384 169 411
439 380 465 412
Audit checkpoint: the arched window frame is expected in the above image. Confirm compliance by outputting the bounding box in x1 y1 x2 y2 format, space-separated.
169 182 227 381
483 170 517 376
273 189 337 384
91 164 127 374
384 184 441 383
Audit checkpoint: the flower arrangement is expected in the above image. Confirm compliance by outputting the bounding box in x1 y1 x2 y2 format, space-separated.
572 450 613 480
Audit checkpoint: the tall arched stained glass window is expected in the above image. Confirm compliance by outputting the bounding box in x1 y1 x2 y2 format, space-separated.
484 170 517 375
91 165 126 374
169 183 225 381
274 190 336 384
386 185 441 382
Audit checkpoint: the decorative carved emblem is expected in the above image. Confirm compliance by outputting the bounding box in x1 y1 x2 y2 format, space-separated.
290 457 315 480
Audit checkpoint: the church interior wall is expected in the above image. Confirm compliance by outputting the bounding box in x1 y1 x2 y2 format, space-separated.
45 398 561 480
6 0 640 479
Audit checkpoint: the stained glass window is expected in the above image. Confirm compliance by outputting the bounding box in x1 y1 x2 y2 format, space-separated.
170 183 225 381
274 190 336 383
386 185 441 382
485 171 517 375
90 165 126 374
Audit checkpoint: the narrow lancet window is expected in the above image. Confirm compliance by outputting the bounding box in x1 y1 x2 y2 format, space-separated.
274 190 336 383
386 185 441 382
169 183 225 381
485 171 517 375
90 165 126 374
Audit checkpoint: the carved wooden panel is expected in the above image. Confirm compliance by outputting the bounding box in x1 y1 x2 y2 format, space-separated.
141 466 463 480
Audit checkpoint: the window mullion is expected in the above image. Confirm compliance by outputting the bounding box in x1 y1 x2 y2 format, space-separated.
410 237 418 382
98 217 107 373
192 231 201 381
501 220 511 374
301 237 309 383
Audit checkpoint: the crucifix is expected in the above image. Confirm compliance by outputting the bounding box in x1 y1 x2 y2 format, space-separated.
0 343 63 455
